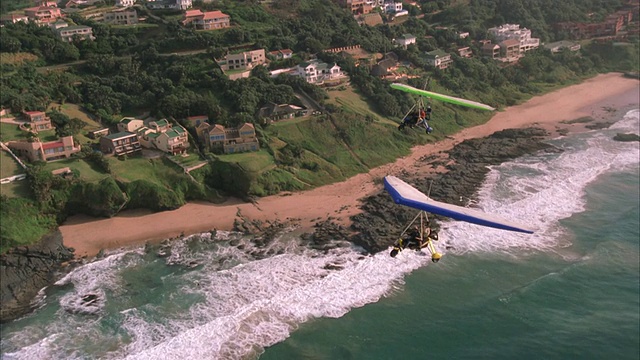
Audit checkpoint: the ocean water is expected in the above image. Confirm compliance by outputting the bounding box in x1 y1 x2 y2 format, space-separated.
1 109 638 360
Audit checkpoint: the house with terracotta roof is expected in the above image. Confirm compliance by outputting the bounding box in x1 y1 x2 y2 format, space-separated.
8 136 81 162
182 9 230 30
23 111 53 132
0 14 29 25
24 6 62 24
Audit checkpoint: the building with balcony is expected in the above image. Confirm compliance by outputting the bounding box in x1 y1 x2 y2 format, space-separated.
24 6 62 24
8 136 81 162
99 131 141 156
218 49 266 71
196 123 259 153
57 25 95 42
23 111 53 132
182 9 230 30
103 8 138 25
488 24 540 52
295 60 344 84
425 49 453 70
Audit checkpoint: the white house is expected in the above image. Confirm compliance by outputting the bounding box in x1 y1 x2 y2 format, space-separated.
425 49 453 70
295 60 344 84
488 24 540 52
57 25 95 42
115 0 135 7
175 0 192 10
394 33 416 48
384 1 403 13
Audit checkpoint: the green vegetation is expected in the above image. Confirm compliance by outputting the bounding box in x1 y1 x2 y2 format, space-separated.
0 150 23 178
42 158 109 183
0 123 27 141
0 196 57 253
0 0 638 252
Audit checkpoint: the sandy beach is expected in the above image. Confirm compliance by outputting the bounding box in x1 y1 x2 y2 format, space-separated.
60 73 640 258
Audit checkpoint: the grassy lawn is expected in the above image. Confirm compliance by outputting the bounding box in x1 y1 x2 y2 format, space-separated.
0 180 31 198
37 129 58 142
268 116 312 128
0 123 28 141
326 84 397 126
50 102 103 130
0 52 39 66
49 102 105 145
217 149 276 173
170 153 206 168
0 150 24 178
42 158 109 183
108 154 186 185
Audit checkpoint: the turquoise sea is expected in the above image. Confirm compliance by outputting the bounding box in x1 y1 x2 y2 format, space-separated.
1 109 638 360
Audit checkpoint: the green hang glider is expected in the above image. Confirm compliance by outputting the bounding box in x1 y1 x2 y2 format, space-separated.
390 83 496 111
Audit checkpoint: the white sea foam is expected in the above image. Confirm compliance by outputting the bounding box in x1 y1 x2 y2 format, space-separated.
3 109 638 360
55 250 144 315
121 239 429 360
444 109 639 256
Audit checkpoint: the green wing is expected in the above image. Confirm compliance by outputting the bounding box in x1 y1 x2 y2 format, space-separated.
390 83 495 111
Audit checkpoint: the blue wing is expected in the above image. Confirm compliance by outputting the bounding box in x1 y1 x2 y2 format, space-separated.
384 176 534 234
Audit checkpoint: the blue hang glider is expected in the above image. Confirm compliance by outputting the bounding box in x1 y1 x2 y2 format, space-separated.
384 175 534 260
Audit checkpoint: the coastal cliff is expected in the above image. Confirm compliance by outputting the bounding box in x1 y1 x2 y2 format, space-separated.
0 230 74 323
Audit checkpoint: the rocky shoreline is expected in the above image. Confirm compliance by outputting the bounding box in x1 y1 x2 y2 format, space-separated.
0 127 556 323
0 230 74 323
305 127 558 253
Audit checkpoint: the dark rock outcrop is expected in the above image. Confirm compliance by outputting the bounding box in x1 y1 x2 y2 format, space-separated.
345 127 557 253
613 133 640 142
0 229 74 323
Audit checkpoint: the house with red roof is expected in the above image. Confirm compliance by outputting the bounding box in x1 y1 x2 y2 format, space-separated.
24 6 62 24
0 14 29 25
182 9 230 30
8 136 81 162
23 111 53 132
